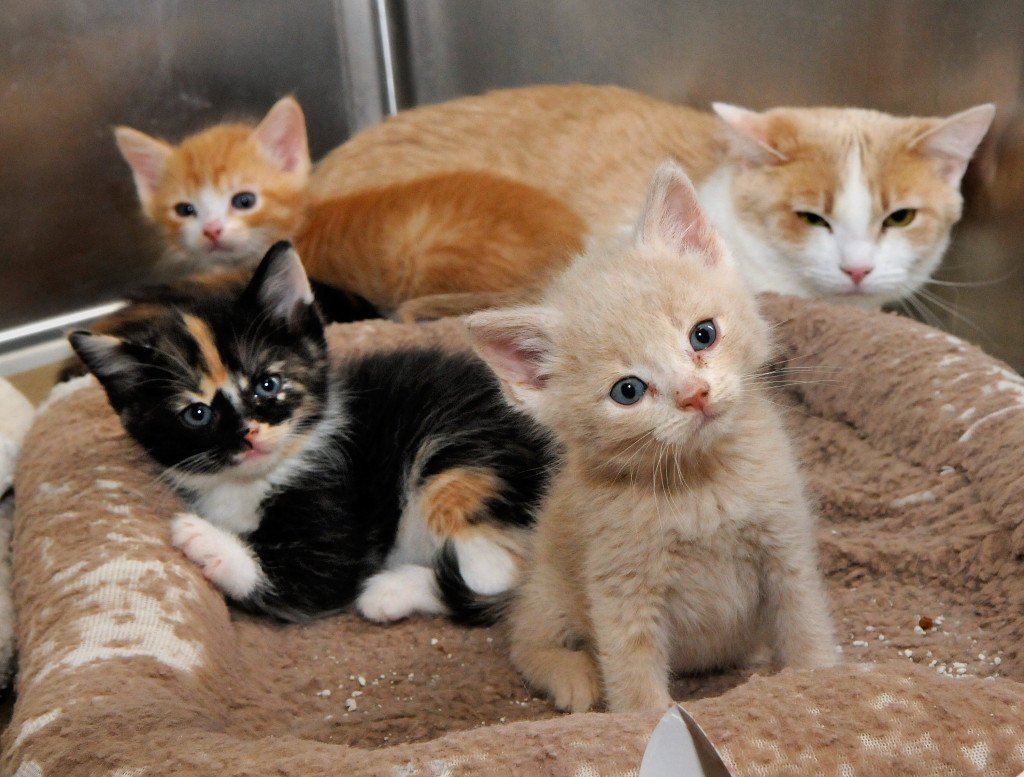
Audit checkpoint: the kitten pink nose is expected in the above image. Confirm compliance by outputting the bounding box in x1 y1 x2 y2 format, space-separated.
203 222 224 242
841 265 873 285
244 423 260 442
675 381 710 413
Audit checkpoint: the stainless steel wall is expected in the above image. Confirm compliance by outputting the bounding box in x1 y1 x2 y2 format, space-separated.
4 1 1024 370
0 0 386 343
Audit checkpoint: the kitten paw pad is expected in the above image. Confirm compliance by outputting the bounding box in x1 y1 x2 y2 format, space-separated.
169 513 261 600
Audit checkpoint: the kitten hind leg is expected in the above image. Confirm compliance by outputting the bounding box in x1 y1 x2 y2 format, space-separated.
356 564 446 623
419 466 527 596
170 513 264 601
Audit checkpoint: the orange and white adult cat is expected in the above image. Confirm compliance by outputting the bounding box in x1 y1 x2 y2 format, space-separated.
116 86 994 313
311 85 994 309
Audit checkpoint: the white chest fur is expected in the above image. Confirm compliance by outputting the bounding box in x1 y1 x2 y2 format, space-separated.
190 479 274 535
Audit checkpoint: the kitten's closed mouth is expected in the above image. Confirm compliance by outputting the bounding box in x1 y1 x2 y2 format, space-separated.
235 444 272 464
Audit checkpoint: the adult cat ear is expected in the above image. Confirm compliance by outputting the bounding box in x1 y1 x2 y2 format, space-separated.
252 96 311 177
113 126 173 211
911 104 996 186
68 331 147 410
244 241 319 332
464 306 559 413
712 103 789 165
635 161 724 264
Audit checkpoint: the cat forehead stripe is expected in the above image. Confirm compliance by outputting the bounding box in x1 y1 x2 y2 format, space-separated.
832 144 873 236
182 314 229 386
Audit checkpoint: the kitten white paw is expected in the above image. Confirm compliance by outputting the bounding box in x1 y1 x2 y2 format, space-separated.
357 564 446 623
170 512 262 600
453 534 518 595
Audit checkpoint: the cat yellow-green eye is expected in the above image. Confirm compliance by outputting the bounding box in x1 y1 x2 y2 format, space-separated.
794 211 831 230
883 208 916 228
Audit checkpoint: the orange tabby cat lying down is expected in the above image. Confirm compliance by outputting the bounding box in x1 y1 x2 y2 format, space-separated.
116 86 994 317
114 97 583 319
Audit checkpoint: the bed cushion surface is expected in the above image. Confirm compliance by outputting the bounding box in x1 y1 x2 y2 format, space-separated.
4 299 1024 776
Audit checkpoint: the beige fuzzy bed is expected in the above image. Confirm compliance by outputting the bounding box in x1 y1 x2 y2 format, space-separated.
4 295 1024 776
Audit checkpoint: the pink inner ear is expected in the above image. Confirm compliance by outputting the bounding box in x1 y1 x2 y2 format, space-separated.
661 178 718 261
116 131 171 198
480 336 547 389
254 100 309 174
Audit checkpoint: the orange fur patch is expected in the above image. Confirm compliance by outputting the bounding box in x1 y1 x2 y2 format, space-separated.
182 314 228 392
297 171 585 314
419 467 502 539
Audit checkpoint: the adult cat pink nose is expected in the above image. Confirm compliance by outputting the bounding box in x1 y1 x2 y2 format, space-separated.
675 382 710 413
841 265 873 285
203 222 224 242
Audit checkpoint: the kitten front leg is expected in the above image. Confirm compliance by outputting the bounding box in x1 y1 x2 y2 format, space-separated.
762 522 838 669
508 566 601 713
170 513 265 601
588 575 674 714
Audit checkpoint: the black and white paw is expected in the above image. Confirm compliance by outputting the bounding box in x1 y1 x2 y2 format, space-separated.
170 512 262 600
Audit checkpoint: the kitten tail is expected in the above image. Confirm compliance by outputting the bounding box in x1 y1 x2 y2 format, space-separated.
433 542 509 627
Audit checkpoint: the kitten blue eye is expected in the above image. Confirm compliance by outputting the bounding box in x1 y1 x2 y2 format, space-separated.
610 376 647 405
181 402 213 428
231 191 257 210
254 374 282 400
690 320 717 351
174 202 197 218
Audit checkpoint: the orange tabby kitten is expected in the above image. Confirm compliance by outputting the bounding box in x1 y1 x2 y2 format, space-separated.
466 162 836 714
116 98 583 319
115 97 310 269
311 84 994 311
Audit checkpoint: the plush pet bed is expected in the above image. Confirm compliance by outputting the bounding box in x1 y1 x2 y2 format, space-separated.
4 296 1024 776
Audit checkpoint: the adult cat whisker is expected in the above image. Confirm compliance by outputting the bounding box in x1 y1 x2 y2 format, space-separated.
906 285 984 336
912 271 1015 289
896 293 944 331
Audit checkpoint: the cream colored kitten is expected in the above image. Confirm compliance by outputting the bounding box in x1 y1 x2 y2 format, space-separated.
467 162 837 715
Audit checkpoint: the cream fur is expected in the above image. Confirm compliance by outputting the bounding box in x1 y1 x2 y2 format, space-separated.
467 163 836 714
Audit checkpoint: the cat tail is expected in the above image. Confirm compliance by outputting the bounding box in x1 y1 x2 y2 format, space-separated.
434 541 512 627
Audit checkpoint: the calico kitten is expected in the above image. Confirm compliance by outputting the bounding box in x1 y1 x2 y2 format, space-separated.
115 96 310 269
70 242 553 623
311 84 994 311
466 162 836 714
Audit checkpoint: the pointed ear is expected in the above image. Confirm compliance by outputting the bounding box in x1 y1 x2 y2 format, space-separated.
635 161 723 263
244 241 319 331
113 126 173 210
713 103 789 165
69 331 147 408
911 103 996 185
252 96 310 177
464 306 558 413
